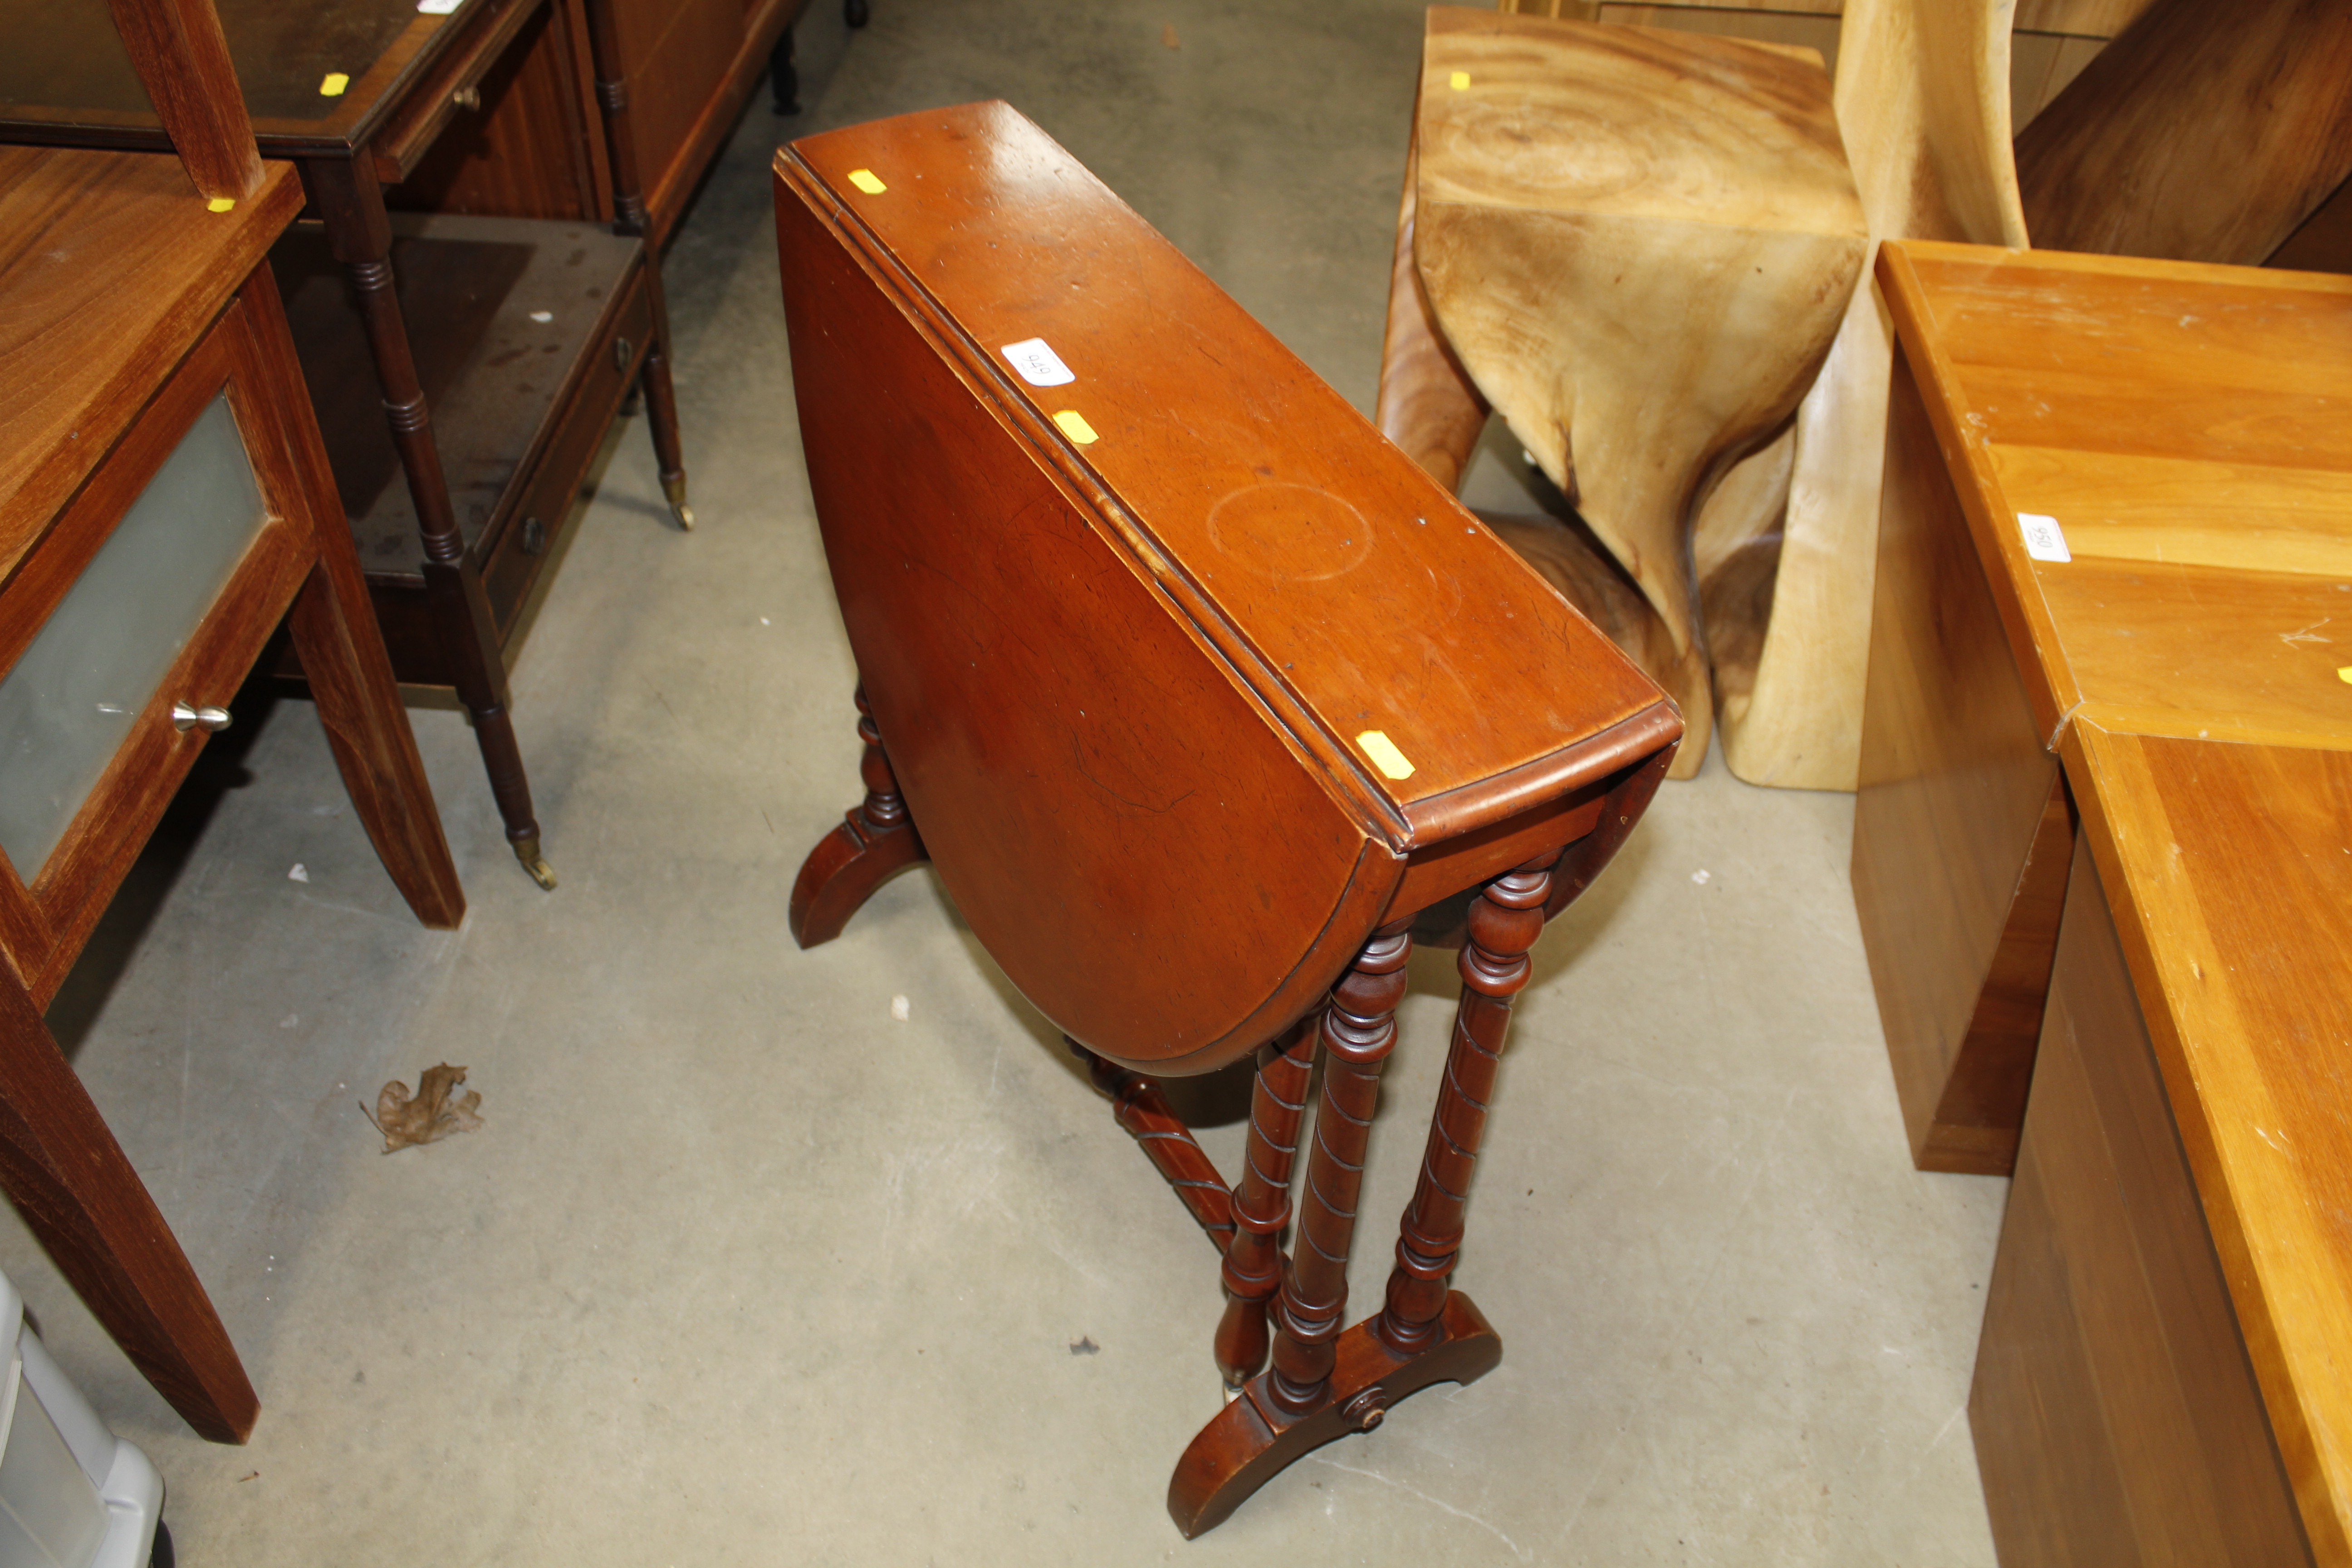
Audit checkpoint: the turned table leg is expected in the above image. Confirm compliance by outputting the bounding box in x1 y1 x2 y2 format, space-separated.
1215 1017 1318 1390
1169 919 1505 1537
299 157 556 891
1378 853 1558 1354
582 0 694 529
789 686 928 946
1267 921 1412 1415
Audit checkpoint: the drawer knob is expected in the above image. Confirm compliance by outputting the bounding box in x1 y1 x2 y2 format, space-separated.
453 85 482 112
521 515 546 556
614 336 634 373
172 702 231 734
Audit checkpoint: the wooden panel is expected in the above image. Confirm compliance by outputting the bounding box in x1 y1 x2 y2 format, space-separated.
480 258 653 635
1594 5 1839 72
272 212 645 581
800 101 1667 828
1850 342 2060 1173
1971 831 2313 1567
2016 0 2352 266
389 0 602 221
776 169 1389 1073
614 0 737 230
2066 727 2352 1560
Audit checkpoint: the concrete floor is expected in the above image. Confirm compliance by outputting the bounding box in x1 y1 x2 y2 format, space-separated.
6 2 2011 1562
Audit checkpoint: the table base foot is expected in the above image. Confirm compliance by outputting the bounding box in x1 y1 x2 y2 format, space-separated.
511 835 559 891
788 809 925 947
662 474 695 532
1167 1290 1500 1539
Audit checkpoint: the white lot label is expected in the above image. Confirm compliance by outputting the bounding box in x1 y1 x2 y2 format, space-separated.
2018 512 2072 564
417 0 461 13
1001 338 1075 387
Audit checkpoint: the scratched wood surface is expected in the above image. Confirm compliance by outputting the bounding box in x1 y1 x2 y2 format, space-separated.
2042 723 2352 1563
1862 237 2352 1556
776 102 1677 1073
1876 240 2352 753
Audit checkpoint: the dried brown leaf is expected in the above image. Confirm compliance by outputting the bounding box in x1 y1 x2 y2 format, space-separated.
1161 22 1180 49
372 1063 484 1152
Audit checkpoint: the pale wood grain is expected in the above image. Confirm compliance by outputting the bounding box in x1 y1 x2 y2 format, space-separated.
1715 0 2023 789
1415 9 1863 775
1973 828 2314 1567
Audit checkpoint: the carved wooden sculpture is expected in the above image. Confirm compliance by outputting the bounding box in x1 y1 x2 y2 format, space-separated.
775 102 1681 1534
1707 0 2027 787
1384 9 1864 778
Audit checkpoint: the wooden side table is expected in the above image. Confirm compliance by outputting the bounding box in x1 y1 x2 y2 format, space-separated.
774 102 1681 1535
0 148 464 1442
0 0 695 888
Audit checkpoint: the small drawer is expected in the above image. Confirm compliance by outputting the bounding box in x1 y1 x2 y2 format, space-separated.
481 255 656 634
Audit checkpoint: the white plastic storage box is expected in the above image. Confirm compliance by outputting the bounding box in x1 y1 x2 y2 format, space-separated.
0 1269 163 1568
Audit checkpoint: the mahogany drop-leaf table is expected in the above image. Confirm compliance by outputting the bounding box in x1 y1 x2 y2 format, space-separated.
774 101 1682 1536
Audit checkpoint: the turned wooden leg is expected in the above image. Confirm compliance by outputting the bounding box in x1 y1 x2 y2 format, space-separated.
1169 920 1507 1538
1377 852 1558 1355
1068 1039 1235 1252
1267 922 1411 1415
788 686 928 947
637 297 693 531
1214 1018 1317 1389
582 0 692 529
0 980 255 1442
301 158 556 891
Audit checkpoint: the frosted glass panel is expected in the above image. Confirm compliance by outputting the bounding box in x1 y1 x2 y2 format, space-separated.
0 394 271 882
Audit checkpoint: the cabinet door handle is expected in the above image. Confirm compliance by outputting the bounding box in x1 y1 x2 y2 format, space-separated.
171 703 231 734
453 85 482 112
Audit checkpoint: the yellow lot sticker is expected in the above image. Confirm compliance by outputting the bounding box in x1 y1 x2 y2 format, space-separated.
206 197 236 213
1053 410 1099 445
1356 730 1415 781
319 72 350 96
847 168 887 194
1449 70 1471 90
2339 666 2352 684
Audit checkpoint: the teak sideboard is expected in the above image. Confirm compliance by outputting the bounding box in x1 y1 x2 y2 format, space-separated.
1854 238 2352 1562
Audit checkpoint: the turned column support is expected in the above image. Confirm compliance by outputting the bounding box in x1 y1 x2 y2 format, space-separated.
1377 852 1558 1356
788 685 929 947
1267 921 1412 1416
1214 1017 1318 1389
